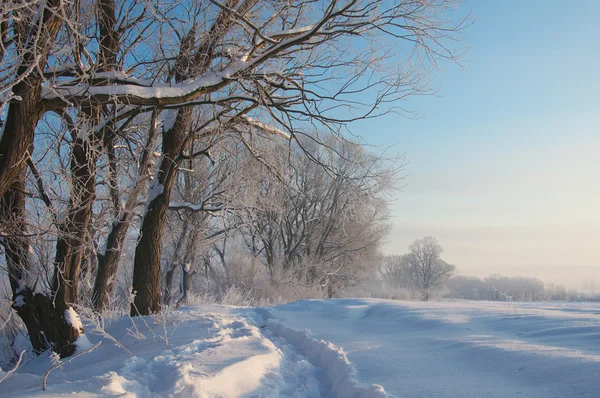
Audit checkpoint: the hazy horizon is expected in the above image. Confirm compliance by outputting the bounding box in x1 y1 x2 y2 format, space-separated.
368 0 599 289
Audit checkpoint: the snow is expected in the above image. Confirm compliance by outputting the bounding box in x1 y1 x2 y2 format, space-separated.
243 116 291 139
64 308 83 332
39 62 248 103
1 300 599 397
169 201 204 212
268 299 600 397
64 308 93 352
12 295 25 308
162 109 179 132
38 22 331 106
144 176 164 213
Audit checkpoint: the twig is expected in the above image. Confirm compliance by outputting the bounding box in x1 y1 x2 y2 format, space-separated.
99 328 134 356
42 342 101 391
493 286 520 317
0 350 26 384
72 305 134 356
0 310 13 331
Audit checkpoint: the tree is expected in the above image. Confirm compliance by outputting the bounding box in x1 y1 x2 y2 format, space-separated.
378 255 413 291
1 0 468 357
445 275 487 300
232 136 393 297
406 237 455 300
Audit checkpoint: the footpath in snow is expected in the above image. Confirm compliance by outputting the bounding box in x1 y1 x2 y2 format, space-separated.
1 299 600 397
0 304 384 397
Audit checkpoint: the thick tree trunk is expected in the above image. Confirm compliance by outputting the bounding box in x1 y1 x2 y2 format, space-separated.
1 168 82 358
0 0 63 198
1 112 84 360
1 168 53 353
131 109 190 316
51 137 96 356
0 84 43 197
0 0 83 358
130 176 174 315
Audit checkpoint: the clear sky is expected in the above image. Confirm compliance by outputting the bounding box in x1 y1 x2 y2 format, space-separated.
355 0 600 289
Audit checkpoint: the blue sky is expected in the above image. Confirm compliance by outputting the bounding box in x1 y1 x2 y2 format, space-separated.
355 0 600 288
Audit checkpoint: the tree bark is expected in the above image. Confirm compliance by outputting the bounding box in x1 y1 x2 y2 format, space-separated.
131 108 190 316
51 137 96 356
53 138 96 302
92 218 129 312
0 0 63 198
163 217 189 305
176 228 199 306
1 167 53 353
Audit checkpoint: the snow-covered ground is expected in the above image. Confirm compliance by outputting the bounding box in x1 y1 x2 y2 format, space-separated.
1 299 599 397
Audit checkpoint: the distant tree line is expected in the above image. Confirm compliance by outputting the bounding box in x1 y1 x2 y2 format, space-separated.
445 275 600 302
372 237 599 303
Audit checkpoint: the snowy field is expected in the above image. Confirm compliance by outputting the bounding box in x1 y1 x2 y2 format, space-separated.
1 299 599 397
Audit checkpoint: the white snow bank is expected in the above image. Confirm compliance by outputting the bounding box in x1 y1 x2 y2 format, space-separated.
0 307 286 397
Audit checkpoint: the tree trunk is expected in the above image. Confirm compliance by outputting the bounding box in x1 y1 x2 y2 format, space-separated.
131 109 190 316
176 228 199 306
177 267 195 306
51 137 96 356
92 110 158 313
0 84 43 197
163 217 189 305
0 0 88 358
0 0 63 198
92 218 129 312
1 168 54 353
1 168 83 358
164 263 177 306
130 0 244 315
327 281 334 299
53 138 96 301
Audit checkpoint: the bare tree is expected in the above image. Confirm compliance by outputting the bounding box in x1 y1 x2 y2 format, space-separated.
227 135 394 297
406 237 455 300
379 255 413 291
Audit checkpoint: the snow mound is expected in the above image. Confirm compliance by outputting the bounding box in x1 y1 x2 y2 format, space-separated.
0 307 286 397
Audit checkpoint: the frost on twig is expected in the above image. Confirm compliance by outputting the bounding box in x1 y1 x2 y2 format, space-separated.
0 350 26 384
42 341 102 391
42 342 102 391
493 286 521 317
